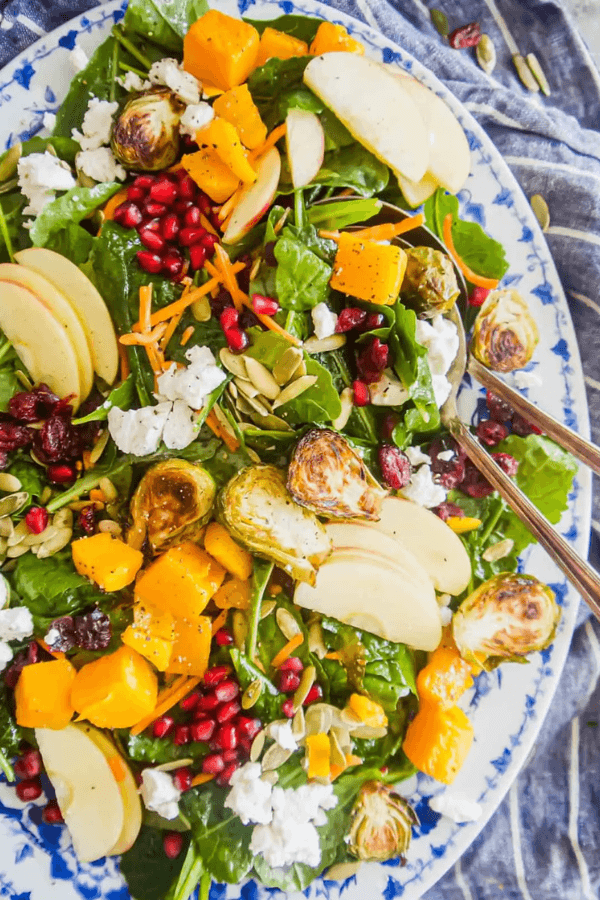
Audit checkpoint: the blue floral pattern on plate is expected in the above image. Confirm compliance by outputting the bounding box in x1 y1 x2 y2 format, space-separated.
0 1 591 898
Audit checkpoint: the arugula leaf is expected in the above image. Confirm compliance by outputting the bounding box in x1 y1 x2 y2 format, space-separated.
30 182 121 248
245 14 322 42
274 233 332 310
72 375 136 424
120 826 190 900
180 785 255 883
124 0 208 52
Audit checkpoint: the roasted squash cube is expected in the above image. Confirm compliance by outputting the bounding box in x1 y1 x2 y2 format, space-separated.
135 542 226 621
204 522 253 581
330 233 407 306
72 532 143 592
197 117 256 184
255 27 309 67
122 602 176 672
15 658 76 729
181 147 240 203
213 85 267 150
402 701 473 784
183 10 259 91
347 693 388 728
71 646 158 729
306 732 331 779
213 577 251 610
166 616 212 677
309 22 364 55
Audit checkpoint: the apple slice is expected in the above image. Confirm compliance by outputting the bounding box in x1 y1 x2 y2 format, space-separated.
397 171 439 209
36 724 125 863
0 263 93 401
295 547 441 650
0 282 81 404
285 109 325 189
364 497 472 595
303 53 429 183
15 248 119 386
223 147 281 244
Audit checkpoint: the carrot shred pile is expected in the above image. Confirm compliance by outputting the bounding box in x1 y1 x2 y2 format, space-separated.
442 213 500 290
130 676 201 736
271 633 304 668
319 213 425 243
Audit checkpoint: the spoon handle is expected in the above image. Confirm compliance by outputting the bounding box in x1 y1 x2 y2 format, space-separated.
468 356 600 476
449 418 600 621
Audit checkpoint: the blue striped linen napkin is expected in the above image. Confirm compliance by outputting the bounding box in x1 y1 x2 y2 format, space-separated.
2 1 600 898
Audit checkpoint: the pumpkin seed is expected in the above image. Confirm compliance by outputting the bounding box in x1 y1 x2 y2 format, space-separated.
244 357 281 401
0 492 29 518
349 724 388 740
246 447 262 464
127 520 147 551
0 474 21 493
227 382 239 400
250 730 266 762
249 256 262 281
293 359 307 378
242 678 263 710
293 665 316 711
0 537 7 557
292 707 306 740
526 52 551 96
272 376 317 410
0 177 18 195
258 413 294 432
192 296 212 322
482 537 515 562
530 194 550 232
232 610 248 651
512 53 540 92
0 518 13 538
332 387 354 431
430 7 449 36
305 704 332 736
260 599 277 619
308 620 328 659
261 769 279 785
37 527 73 558
261 744 293 771
235 376 260 399
476 34 496 74
220 347 248 379
99 519 123 536
0 142 22 183
155 758 194 772
235 394 256 418
303 334 346 354
340 707 363 727
6 544 29 559
325 862 362 881
89 429 110 465
7 520 30 547
53 508 73 529
329 729 346 769
40 487 52 505
16 371 33 391
23 525 60 548
272 208 290 234
331 725 351 752
276 607 302 641
99 477 118 502
272 347 303 385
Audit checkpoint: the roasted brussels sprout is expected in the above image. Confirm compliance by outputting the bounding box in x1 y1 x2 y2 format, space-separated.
287 429 387 520
401 246 460 318
216 464 331 584
111 88 185 171
348 781 418 862
452 572 560 670
130 459 216 553
471 289 539 372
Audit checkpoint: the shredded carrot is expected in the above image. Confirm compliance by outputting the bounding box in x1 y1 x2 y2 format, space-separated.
203 259 221 281
324 651 341 661
249 123 286 163
240 294 302 347
199 213 218 236
318 214 426 244
180 325 195 346
218 185 244 222
268 583 282 597
145 342 164 377
118 344 130 380
254 657 266 673
36 638 65 660
158 674 188 704
205 409 224 441
205 409 239 452
139 285 153 334
160 310 184 353
318 229 341 241
190 772 216 788
211 608 229 635
108 755 128 782
442 213 500 290
214 244 245 312
100 187 128 225
271 633 304 668
89 488 105 503
119 323 167 346
130 677 201 736
132 278 219 330
272 208 290 235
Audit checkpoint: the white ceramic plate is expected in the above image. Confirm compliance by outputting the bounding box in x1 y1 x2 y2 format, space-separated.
0 2 591 898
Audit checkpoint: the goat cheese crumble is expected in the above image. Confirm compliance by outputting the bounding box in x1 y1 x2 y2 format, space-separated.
157 346 226 409
416 314 459 408
405 445 431 467
0 607 34 642
429 790 482 823
17 152 76 218
512 369 542 390
179 102 215 138
161 399 200 450
72 98 119 151
266 720 298 752
311 303 338 340
148 58 201 105
108 402 172 456
140 769 181 820
69 46 89 72
77 147 126 183
0 642 13 672
118 71 149 92
401 463 446 508
224 763 273 825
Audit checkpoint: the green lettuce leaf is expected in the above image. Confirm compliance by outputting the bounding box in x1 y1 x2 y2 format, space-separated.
180 785 254 883
274 233 332 310
30 182 122 247
124 0 208 51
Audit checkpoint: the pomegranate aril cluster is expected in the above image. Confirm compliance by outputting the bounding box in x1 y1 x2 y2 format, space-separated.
112 171 220 280
12 747 49 808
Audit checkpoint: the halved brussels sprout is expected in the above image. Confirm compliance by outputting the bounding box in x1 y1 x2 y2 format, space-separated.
130 459 216 553
471 289 539 372
287 429 387 520
452 572 560 670
216 464 331 585
111 88 185 171
401 247 460 318
348 781 418 862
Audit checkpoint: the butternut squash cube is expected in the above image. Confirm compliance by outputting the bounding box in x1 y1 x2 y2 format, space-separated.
309 22 364 55
204 522 253 581
306 732 331 779
122 602 176 672
15 658 76 729
72 532 143 592
183 10 259 91
402 701 473 784
330 233 407 306
71 646 158 730
197 118 256 184
181 147 240 203
347 693 388 728
213 85 267 150
135 542 225 621
213 577 251 610
166 616 212 677
255 27 309 67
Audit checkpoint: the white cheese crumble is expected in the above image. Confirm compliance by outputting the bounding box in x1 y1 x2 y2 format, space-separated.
429 791 482 823
42 112 57 132
512 369 542 390
369 369 409 407
416 315 459 408
311 303 338 340
224 763 273 825
162 399 199 450
69 46 89 72
0 607 34 642
156 346 226 410
17 152 76 218
401 463 446 508
118 71 149 92
0 642 13 672
108 402 172 456
72 97 119 151
148 58 201 105
405 445 430 467
140 769 182 820
179 102 215 138
76 147 126 183
439 607 453 626
0 575 9 610
437 449 455 462
267 720 298 752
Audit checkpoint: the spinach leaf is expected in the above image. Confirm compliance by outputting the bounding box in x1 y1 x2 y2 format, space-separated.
282 221 337 264
43 223 94 266
391 302 440 435
6 459 45 502
274 233 332 310
310 145 389 197
180 784 254 883
0 193 28 262
229 649 281 720
0 684 26 775
247 56 311 130
320 108 354 150
0 338 19 411
245 14 322 42
73 375 136 425
124 732 209 765
124 0 208 52
30 182 121 248
307 198 382 232
53 38 120 138
120 826 190 900
311 347 379 444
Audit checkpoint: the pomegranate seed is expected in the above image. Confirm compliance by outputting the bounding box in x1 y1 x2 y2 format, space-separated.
378 445 412 490
198 195 212 216
14 748 42 780
204 665 231 687
139 228 166 254
336 307 367 333
133 174 155 191
235 717 262 740
252 294 279 316
140 217 161 232
468 285 490 306
491 452 519 476
213 723 237 751
353 380 370 407
144 199 169 218
183 206 202 227
113 200 143 229
189 243 207 270
174 198 193 215
278 671 301 693
152 715 175 739
162 251 185 279
486 390 514 423
202 753 225 775
214 680 240 703
196 693 220 712
222 748 239 763
42 801 64 824
476 420 508 446
434 501 465 522
136 250 163 274
201 233 219 253
163 832 184 859
511 413 542 436
173 767 193 792
191 718 216 742
279 657 303 674
217 762 239 786
180 691 201 712
149 179 178 205
173 725 191 746
381 413 400 442
220 307 240 330
449 21 482 49
160 213 180 242
16 778 42 802
303 683 323 706
47 464 75 484
179 226 207 247
215 628 233 646
24 507 48 535
357 338 389 383
239 737 252 756
178 175 198 200
216 700 241 723
225 328 250 353
282 698 295 717
127 184 146 203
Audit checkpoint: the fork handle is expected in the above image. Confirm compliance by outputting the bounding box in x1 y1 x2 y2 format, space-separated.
468 356 600 476
449 418 600 621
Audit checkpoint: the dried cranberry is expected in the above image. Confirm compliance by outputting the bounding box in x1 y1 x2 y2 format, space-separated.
264 241 277 267
8 384 58 422
429 437 466 489
491 452 519 476
37 415 78 462
0 422 34 452
4 641 41 688
13 748 42 780
152 715 175 739
461 461 494 498
352 380 370 407
239 309 260 330
16 778 43 802
74 608 111 651
476 419 508 446
378 445 412 490
209 288 234 318
362 312 386 331
163 832 184 859
357 338 389 384
25 507 48 535
468 285 490 307
0 451 7 470
486 390 514 423
434 502 465 522
449 21 482 49
511 413 542 436
42 801 64 824
336 307 367 333
380 413 400 442
45 616 77 653
77 505 96 536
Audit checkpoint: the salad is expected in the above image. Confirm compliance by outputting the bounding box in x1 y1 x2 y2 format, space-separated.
0 2 580 898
